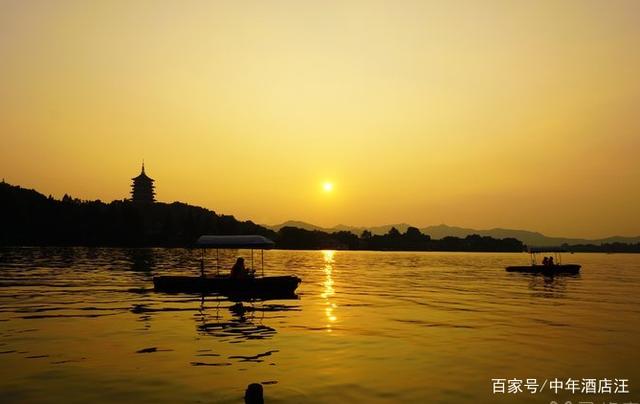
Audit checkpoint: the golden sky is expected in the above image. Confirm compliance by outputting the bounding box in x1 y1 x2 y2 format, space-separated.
1 1 639 238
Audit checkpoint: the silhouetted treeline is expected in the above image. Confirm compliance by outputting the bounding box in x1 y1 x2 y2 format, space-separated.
8 181 631 253
276 227 361 250
277 225 526 252
562 242 640 253
0 182 274 247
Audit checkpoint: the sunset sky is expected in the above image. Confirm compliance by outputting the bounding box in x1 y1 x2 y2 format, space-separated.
1 1 639 238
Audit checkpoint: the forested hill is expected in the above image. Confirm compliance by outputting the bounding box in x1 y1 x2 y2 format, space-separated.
0 182 274 247
0 181 525 251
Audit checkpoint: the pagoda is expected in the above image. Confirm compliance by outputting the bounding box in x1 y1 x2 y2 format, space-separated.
131 162 156 203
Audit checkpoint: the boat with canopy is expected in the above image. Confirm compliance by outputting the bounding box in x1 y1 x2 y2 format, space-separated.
506 247 581 274
153 235 301 298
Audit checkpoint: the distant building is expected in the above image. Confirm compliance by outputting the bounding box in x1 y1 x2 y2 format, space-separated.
131 163 156 203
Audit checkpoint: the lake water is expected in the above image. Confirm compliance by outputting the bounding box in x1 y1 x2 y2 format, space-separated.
0 248 639 403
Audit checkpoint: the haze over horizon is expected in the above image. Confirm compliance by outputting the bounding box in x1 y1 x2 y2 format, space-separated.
264 219 640 240
2 1 639 239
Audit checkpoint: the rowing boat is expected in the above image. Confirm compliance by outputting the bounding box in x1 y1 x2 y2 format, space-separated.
152 235 301 298
505 247 581 275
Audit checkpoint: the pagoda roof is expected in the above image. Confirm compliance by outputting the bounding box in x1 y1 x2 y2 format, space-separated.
132 163 154 181
132 172 154 181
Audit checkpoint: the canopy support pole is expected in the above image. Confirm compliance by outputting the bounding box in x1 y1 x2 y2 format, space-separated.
261 249 264 277
200 248 205 277
216 249 219 276
251 249 254 274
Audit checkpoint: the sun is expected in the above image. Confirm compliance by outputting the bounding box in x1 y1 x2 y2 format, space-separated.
323 182 334 192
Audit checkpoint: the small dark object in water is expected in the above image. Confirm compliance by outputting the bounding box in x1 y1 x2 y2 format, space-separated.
136 347 172 354
230 350 279 362
190 361 231 367
136 347 158 353
245 383 263 404
0 350 17 355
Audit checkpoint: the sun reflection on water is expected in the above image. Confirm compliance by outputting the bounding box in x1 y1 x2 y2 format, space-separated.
321 250 337 331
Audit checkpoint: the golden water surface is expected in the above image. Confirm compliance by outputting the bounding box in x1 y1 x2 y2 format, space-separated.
1 248 639 403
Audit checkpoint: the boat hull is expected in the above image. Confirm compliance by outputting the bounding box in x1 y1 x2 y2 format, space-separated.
505 264 581 274
153 275 301 298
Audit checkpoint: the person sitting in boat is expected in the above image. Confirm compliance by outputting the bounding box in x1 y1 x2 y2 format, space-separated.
230 257 254 279
548 256 554 266
542 256 549 266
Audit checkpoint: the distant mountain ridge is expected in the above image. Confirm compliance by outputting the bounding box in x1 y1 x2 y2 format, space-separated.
2 180 636 248
268 220 414 236
266 221 640 247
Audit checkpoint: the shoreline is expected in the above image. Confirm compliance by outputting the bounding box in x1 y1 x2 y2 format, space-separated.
1 245 638 254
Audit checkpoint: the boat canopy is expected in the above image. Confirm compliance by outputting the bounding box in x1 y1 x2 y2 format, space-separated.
529 247 567 253
196 235 275 249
